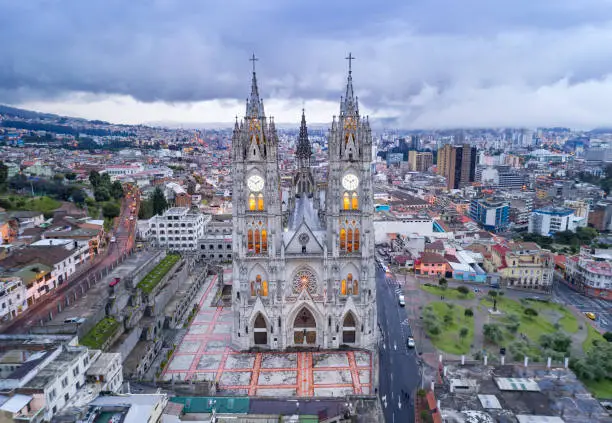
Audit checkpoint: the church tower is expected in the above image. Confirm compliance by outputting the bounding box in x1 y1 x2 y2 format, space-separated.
294 110 315 198
231 54 376 352
232 55 283 349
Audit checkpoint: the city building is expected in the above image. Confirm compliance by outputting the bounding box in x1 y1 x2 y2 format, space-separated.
487 242 554 291
564 247 612 300
148 207 209 250
437 144 477 190
528 206 583 236
231 59 377 350
408 151 433 172
469 197 510 233
0 277 27 322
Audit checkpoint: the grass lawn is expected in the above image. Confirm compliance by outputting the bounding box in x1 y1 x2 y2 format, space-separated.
80 317 120 349
137 254 181 293
583 324 606 352
582 378 612 399
424 301 474 355
420 284 476 300
1 195 61 216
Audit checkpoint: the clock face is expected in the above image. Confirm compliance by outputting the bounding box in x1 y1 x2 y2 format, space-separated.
342 173 359 190
247 175 265 192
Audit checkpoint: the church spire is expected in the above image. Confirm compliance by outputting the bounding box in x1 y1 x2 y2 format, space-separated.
341 53 359 117
246 53 264 118
296 109 312 160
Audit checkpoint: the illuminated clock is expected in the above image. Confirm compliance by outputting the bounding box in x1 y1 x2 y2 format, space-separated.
247 175 265 192
342 173 359 190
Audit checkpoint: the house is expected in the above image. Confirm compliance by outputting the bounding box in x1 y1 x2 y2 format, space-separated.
415 252 447 277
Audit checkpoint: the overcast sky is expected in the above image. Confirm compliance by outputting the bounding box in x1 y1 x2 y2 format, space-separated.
2 0 612 129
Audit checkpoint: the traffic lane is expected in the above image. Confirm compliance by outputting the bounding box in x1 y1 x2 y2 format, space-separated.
554 283 612 331
376 269 417 423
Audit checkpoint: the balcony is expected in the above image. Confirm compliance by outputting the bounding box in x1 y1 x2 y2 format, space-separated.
14 407 45 423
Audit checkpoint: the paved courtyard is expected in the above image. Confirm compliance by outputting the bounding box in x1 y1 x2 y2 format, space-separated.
162 274 372 397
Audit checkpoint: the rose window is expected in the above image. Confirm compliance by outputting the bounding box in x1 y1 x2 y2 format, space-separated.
292 268 317 294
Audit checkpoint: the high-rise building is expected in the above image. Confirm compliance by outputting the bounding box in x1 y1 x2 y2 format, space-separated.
231 57 377 350
436 144 477 189
469 197 510 232
408 151 433 172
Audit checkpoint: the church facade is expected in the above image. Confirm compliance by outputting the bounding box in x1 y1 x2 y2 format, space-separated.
231 57 377 351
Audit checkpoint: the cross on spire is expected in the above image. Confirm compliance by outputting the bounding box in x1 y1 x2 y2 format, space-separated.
250 53 259 73
345 53 355 74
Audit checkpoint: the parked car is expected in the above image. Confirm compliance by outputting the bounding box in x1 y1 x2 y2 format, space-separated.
585 312 596 320
398 294 405 307
109 277 121 287
110 236 116 243
64 317 86 324
406 336 415 348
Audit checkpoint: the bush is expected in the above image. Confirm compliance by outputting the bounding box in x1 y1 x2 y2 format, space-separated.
464 308 474 318
539 332 572 353
457 286 469 295
603 332 612 342
524 308 538 318
483 324 504 344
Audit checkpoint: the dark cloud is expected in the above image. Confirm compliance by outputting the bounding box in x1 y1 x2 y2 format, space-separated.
2 0 612 127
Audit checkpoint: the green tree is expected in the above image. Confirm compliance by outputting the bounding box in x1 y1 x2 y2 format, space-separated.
138 199 154 219
71 189 86 205
0 161 8 186
459 327 469 342
488 290 498 298
438 277 448 289
110 181 124 199
457 286 469 296
443 314 453 325
524 308 538 318
603 332 612 342
65 172 77 181
539 332 572 353
89 170 101 188
53 173 64 182
102 202 120 219
94 187 110 202
483 324 504 344
464 308 474 318
151 186 168 216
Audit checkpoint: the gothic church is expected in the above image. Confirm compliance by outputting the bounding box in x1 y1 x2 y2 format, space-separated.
231 56 377 350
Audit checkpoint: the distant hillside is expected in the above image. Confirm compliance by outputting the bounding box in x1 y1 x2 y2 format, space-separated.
0 104 59 120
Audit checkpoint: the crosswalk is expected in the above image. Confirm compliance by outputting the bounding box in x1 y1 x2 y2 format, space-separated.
395 288 403 295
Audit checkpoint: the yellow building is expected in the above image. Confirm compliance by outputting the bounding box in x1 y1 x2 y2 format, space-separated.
487 242 554 291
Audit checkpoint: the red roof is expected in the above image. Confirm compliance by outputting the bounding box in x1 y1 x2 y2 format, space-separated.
419 252 447 264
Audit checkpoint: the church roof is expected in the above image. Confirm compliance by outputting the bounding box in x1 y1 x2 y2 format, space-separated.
246 54 265 119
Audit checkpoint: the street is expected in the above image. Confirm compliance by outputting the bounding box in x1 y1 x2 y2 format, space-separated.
377 267 419 423
1 188 139 334
553 278 612 333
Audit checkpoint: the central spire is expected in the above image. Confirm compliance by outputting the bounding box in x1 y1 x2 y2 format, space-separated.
296 109 312 160
341 53 358 117
246 53 265 118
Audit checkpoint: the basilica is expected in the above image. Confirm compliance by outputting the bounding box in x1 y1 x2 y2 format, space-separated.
231 55 377 351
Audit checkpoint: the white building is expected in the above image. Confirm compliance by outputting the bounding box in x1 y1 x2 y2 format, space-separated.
528 206 583 237
148 207 209 250
102 164 144 179
85 351 123 393
0 277 27 321
373 217 435 244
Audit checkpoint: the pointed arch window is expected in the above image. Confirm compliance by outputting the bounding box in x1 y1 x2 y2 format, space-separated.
339 228 346 251
256 275 262 296
254 229 261 254
351 193 359 210
261 229 268 253
257 193 264 210
247 230 254 252
347 273 353 294
341 279 347 295
343 193 350 210
250 281 255 296
248 194 256 211
353 228 360 251
347 229 353 253
353 279 359 295
262 280 268 297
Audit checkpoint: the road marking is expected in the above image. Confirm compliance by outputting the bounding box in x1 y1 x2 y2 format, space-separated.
382 395 387 408
394 342 397 351
398 398 402 409
401 318 410 326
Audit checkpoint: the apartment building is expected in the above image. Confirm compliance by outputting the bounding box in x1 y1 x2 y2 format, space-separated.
408 151 433 172
0 277 27 322
469 197 510 233
564 247 612 300
437 144 477 190
487 242 554 291
528 206 583 236
148 207 209 250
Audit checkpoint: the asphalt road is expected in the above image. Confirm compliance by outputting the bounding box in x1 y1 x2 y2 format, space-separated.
1 189 139 334
553 277 612 333
377 267 419 423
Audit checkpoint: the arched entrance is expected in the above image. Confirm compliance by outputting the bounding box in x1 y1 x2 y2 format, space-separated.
293 307 317 345
342 313 356 344
253 313 268 345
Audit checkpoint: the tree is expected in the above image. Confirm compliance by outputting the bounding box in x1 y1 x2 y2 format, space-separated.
94 187 110 202
524 308 538 318
53 173 64 182
0 161 8 186
89 170 101 188
102 202 120 219
483 324 504 344
438 278 448 289
488 290 498 298
65 172 77 181
110 181 124 199
138 199 154 219
443 314 453 325
457 286 469 296
459 328 469 342
603 332 612 342
539 332 572 353
151 186 168 216
71 189 86 205
464 308 474 318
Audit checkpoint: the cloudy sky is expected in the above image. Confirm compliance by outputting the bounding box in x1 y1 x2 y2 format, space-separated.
2 0 612 129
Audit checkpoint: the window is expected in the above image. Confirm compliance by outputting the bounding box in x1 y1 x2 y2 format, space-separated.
73 365 79 377
61 377 68 388
257 193 264 210
351 193 359 209
343 193 350 210
249 194 256 211
262 280 268 296
340 228 346 250
341 279 347 295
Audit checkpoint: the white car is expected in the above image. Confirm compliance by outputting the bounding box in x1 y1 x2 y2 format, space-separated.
110 236 116 243
398 294 405 307
406 336 415 348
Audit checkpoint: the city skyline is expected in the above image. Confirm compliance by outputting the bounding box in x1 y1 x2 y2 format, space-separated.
3 1 612 128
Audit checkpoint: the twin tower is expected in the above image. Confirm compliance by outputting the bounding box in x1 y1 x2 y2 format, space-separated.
230 55 377 351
